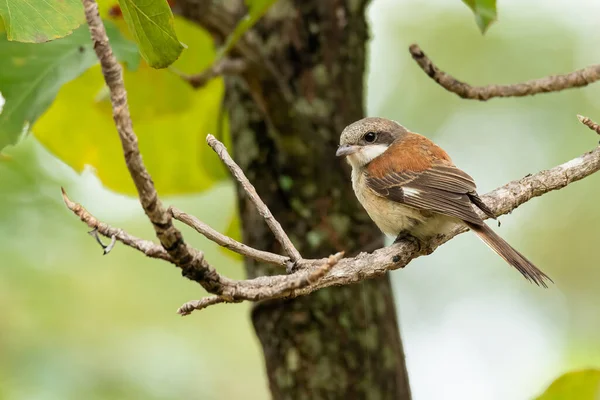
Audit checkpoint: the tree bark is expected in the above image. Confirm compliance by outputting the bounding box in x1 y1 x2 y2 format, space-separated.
181 1 411 398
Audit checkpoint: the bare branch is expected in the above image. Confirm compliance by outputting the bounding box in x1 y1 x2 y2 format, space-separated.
177 296 229 316
172 58 247 89
578 115 600 135
62 188 171 261
409 44 600 101
178 252 344 316
62 188 238 296
170 206 289 267
206 134 302 263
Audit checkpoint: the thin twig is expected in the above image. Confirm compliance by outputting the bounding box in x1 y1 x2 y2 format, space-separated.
578 115 600 135
272 252 343 292
62 188 171 261
170 206 289 267
177 296 229 316
206 134 302 263
409 44 600 101
178 252 343 316
172 58 247 89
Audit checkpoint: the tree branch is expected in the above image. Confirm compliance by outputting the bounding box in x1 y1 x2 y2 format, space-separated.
206 135 302 263
409 44 600 101
578 115 600 135
170 206 289 267
177 252 344 316
61 187 171 262
177 296 229 316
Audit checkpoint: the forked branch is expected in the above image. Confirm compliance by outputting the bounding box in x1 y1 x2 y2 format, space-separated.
169 207 289 267
205 134 302 263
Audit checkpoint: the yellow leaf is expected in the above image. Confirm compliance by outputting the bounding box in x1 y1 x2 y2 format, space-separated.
33 17 228 195
537 369 600 400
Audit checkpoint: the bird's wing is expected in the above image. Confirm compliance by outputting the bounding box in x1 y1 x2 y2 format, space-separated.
365 163 489 225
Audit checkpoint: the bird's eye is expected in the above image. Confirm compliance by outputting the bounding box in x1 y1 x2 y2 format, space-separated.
364 132 377 143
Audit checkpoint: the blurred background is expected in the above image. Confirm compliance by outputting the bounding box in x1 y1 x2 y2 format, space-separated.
1 0 600 399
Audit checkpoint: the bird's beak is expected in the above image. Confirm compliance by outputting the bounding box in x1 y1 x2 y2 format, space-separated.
336 144 359 157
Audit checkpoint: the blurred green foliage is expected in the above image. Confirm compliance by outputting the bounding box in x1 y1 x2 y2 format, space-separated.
0 0 84 43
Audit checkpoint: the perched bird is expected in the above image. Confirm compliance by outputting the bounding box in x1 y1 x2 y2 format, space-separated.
336 117 552 287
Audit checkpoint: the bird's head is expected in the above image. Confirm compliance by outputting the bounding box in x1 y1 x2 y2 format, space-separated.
336 117 407 169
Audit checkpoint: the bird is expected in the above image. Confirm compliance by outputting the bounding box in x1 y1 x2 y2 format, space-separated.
336 117 552 287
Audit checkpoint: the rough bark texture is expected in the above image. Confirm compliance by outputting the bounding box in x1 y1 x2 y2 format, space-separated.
226 1 410 398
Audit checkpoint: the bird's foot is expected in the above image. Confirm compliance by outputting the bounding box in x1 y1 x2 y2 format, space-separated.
393 230 424 252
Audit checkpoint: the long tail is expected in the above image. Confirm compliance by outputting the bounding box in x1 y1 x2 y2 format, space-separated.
466 222 553 287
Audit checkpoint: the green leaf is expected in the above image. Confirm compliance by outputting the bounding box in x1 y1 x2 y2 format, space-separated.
218 0 279 59
462 0 497 34
117 0 183 68
0 0 84 43
0 21 139 152
537 369 600 400
32 17 227 195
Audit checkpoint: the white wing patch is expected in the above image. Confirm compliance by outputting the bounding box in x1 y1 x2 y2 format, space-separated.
402 187 420 196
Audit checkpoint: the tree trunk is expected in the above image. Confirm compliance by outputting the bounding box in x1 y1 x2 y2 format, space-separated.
182 1 411 398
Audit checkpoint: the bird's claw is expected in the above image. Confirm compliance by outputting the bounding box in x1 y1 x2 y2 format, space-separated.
393 230 423 252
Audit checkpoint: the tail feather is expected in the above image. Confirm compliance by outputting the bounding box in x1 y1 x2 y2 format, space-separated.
466 222 553 288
